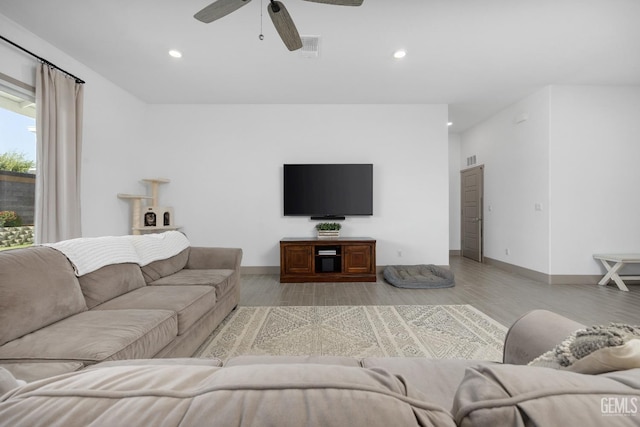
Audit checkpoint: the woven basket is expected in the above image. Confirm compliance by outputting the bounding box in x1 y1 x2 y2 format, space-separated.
317 230 340 239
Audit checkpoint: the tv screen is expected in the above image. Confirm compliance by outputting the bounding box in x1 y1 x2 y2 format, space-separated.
283 164 373 218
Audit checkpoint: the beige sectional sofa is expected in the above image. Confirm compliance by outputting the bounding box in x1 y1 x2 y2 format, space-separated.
1 309 639 426
0 236 242 383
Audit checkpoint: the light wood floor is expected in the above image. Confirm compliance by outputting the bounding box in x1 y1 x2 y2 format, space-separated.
240 256 640 328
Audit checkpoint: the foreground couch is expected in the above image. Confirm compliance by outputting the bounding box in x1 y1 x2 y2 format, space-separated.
1 309 639 426
0 231 242 382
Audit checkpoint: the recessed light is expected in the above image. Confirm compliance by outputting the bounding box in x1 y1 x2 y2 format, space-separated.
393 49 406 59
168 50 182 58
447 122 453 126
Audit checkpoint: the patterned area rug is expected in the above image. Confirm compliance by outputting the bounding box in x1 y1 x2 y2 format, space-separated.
194 305 507 363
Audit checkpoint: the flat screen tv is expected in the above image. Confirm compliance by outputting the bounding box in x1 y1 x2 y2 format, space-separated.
283 164 373 219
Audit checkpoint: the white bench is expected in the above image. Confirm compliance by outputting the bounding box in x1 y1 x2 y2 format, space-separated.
593 253 640 291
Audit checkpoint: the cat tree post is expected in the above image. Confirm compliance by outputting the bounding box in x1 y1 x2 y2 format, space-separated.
116 194 153 235
143 178 170 207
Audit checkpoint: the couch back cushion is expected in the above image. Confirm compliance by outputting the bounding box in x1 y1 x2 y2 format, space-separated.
78 263 146 308
0 247 87 347
0 364 457 426
140 248 189 283
453 364 640 426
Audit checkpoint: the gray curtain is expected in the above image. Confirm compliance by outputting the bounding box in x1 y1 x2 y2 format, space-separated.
35 63 84 244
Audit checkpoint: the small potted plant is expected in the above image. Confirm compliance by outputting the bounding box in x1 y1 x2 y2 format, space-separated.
315 222 341 239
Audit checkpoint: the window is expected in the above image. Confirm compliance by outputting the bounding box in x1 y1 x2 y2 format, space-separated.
0 79 36 250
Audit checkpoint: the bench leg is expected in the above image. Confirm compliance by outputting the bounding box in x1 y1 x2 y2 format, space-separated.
598 260 629 291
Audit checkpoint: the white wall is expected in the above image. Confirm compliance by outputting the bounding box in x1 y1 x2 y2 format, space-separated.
460 88 551 273
448 133 461 251
0 14 149 237
145 104 450 267
460 85 640 278
1 13 451 268
549 86 640 275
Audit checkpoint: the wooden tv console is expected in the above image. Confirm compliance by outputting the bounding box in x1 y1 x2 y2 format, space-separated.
280 237 377 283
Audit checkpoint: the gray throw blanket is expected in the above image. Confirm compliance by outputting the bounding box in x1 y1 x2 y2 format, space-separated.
529 323 640 369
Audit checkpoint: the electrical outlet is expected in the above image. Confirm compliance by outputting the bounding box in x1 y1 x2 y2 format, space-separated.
505 248 510 255
397 250 403 257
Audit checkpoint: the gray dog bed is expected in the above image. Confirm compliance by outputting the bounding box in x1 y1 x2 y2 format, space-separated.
383 264 455 289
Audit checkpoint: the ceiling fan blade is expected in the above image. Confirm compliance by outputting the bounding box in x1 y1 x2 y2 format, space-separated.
302 0 363 6
268 1 303 51
194 0 252 23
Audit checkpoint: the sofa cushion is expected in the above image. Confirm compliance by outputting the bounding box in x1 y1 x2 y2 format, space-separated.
150 269 236 299
140 248 189 283
0 364 457 427
0 362 84 383
452 364 640 426
363 357 492 410
92 286 216 334
78 263 146 309
186 247 242 270
0 247 87 347
0 309 177 364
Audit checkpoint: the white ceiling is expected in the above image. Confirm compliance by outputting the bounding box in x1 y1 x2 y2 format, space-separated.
1 0 639 132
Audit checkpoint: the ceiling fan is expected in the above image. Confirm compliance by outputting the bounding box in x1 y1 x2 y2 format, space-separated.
194 0 364 51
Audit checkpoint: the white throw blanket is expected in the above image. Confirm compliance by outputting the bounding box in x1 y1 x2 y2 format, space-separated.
43 231 190 276
130 232 190 267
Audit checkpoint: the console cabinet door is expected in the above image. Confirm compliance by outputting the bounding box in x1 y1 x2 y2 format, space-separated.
344 244 373 274
282 245 313 274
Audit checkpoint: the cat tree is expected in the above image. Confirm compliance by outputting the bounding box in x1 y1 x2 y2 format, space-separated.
117 178 179 235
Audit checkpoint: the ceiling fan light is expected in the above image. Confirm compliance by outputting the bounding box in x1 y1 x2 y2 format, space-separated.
393 49 406 59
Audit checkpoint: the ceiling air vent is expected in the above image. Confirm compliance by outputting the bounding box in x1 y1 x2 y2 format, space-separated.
300 35 320 58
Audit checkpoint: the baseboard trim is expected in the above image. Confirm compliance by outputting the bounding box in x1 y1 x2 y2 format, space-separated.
483 257 549 283
483 257 602 285
242 266 280 275
449 250 461 256
377 265 450 273
243 262 599 285
243 266 383 275
242 265 450 276
548 274 602 285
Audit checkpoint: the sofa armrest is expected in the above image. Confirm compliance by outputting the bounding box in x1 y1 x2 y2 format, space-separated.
186 247 243 271
503 309 585 365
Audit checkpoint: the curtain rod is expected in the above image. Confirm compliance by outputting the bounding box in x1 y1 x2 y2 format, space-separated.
0 34 85 84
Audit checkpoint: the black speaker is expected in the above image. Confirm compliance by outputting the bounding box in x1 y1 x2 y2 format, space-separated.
321 257 336 272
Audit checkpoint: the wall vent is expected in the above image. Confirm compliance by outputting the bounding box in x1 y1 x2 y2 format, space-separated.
300 35 320 58
466 155 477 166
